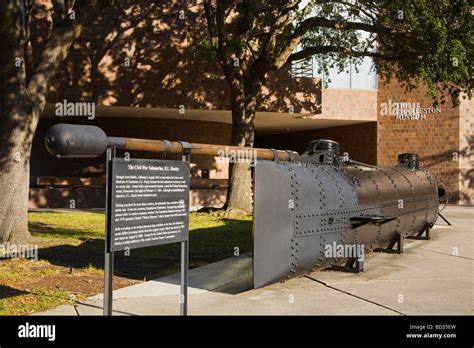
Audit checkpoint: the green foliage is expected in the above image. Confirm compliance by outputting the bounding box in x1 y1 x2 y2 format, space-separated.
299 0 473 105
205 0 473 105
196 34 218 63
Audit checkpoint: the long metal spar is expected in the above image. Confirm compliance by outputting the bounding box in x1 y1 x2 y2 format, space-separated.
44 123 297 161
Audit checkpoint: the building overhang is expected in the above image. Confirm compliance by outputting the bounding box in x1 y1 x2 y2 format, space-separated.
42 88 377 134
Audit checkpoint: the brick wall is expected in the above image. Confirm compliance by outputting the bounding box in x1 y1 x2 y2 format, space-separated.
377 77 461 203
255 122 377 165
34 0 321 115
319 89 377 121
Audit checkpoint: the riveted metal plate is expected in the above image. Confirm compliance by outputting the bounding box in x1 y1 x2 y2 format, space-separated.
295 210 350 236
253 160 295 288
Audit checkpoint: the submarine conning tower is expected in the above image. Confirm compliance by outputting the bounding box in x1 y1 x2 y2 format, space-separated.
396 152 420 170
300 139 340 165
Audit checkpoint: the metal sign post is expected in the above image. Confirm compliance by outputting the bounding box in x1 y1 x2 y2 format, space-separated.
103 147 190 316
104 147 115 316
180 142 191 316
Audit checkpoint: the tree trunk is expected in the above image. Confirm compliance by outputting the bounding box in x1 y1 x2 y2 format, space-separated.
0 0 34 243
225 77 260 215
0 151 32 244
0 109 38 243
0 0 96 243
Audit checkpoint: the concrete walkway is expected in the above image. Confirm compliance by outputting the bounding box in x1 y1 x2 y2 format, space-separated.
36 205 473 315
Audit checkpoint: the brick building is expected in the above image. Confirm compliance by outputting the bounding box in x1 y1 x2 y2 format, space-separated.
29 0 473 208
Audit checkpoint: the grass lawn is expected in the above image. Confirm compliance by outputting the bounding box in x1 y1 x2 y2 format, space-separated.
0 211 252 315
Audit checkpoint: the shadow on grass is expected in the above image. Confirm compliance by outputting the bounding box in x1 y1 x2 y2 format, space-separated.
0 284 29 300
35 219 253 281
29 221 104 241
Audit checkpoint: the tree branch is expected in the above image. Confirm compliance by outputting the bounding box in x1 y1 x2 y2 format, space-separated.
294 16 392 37
26 20 84 116
288 45 399 62
203 0 218 48
52 0 67 29
26 1 113 117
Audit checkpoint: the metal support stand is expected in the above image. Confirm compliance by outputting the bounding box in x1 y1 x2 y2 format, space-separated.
179 142 191 316
104 251 114 316
328 257 364 273
180 240 188 316
104 147 115 316
375 232 404 254
438 213 452 226
407 224 431 240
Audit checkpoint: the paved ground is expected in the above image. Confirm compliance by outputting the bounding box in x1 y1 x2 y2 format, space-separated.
36 205 473 316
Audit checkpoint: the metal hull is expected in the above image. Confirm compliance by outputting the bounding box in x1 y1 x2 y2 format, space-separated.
253 160 439 288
